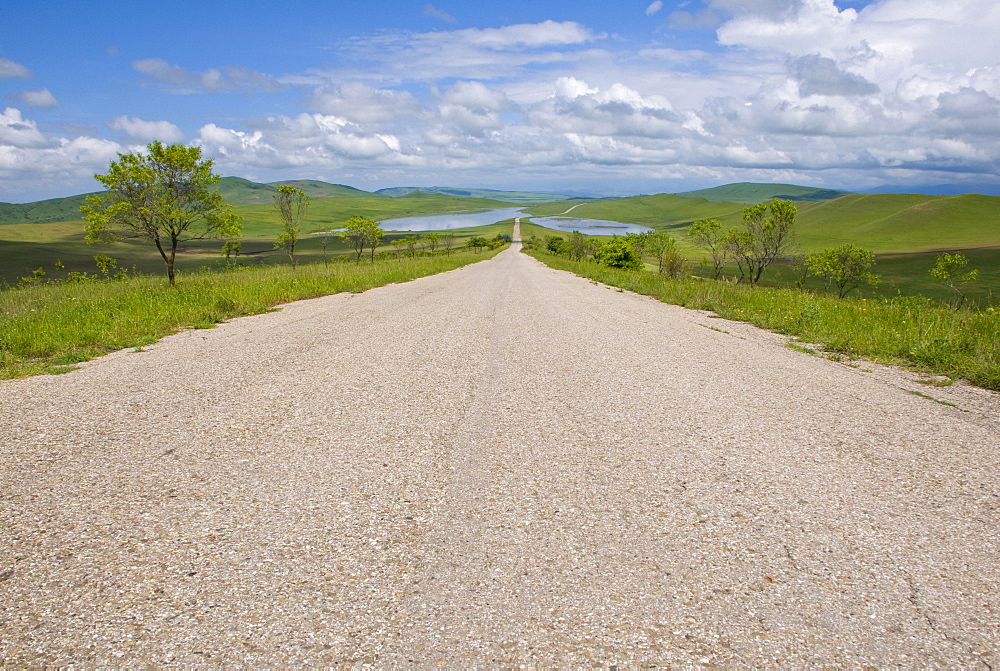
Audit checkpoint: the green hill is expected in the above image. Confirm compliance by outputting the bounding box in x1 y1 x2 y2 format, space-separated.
266 180 378 199
677 182 852 203
792 193 1000 253
526 194 746 233
0 193 96 225
376 186 575 203
541 191 1000 254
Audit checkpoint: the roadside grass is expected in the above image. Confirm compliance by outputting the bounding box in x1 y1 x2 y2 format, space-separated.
0 247 504 379
525 250 1000 391
0 218 517 286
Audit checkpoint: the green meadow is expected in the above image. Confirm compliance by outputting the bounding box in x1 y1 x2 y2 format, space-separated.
0 190 513 286
521 189 1000 305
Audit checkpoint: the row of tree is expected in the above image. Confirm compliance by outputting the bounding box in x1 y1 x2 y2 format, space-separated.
81 142 506 284
538 198 980 306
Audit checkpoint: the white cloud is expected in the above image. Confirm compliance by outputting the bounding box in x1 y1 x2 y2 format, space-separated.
329 20 605 84
646 1 663 16
423 4 456 23
14 88 59 108
132 58 282 94
0 107 49 148
308 83 426 123
0 57 32 79
109 115 185 143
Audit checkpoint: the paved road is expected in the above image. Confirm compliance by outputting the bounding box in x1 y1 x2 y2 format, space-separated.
2 224 999 665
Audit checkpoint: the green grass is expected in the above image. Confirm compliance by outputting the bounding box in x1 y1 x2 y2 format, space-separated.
0 246 505 379
0 209 520 286
526 192 1000 255
676 182 852 203
525 250 1000 391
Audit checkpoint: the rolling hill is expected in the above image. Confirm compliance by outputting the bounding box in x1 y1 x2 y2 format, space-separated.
538 191 1000 254
676 182 852 203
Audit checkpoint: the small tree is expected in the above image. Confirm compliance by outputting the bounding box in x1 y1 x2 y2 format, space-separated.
545 235 569 255
806 244 880 297
584 238 604 262
930 252 979 308
221 239 241 267
82 141 241 286
441 232 457 254
726 200 797 284
424 231 440 253
312 227 334 267
647 232 684 276
687 218 730 278
341 216 374 262
568 231 587 260
467 236 489 253
365 219 386 261
404 235 421 257
625 231 651 261
272 185 309 269
601 236 643 270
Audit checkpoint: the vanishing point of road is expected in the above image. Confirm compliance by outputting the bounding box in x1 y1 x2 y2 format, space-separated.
2 223 999 665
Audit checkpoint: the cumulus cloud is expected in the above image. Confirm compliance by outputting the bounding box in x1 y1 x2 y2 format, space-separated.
14 88 59 108
109 115 185 143
196 113 409 175
132 58 282 94
790 54 879 97
0 109 124 201
308 83 426 123
423 4 456 23
0 107 49 148
645 1 663 16
0 57 32 78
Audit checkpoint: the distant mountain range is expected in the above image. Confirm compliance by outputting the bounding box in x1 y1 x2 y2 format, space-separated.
375 186 579 203
3 177 998 226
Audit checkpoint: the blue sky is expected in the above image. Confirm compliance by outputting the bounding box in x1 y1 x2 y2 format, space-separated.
2 0 998 202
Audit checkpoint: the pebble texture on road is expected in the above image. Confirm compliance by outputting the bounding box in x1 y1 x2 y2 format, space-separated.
2 227 999 666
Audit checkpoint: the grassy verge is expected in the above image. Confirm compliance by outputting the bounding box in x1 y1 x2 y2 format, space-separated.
0 248 503 379
525 250 1000 391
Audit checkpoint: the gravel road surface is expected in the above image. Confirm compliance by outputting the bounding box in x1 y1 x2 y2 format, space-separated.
2 225 999 666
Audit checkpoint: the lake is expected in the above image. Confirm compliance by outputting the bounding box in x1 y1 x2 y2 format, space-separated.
528 216 652 236
379 207 653 236
381 208 524 231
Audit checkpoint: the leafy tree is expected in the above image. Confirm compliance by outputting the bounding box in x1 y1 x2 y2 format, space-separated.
545 235 569 255
391 237 406 259
647 232 684 277
221 239 241 267
82 141 241 286
930 251 979 308
727 199 797 284
404 234 420 257
273 184 309 268
365 219 386 261
625 231 651 260
805 244 880 297
601 236 643 270
584 238 604 262
341 215 375 262
568 230 587 260
687 218 730 278
467 236 490 253
424 231 440 252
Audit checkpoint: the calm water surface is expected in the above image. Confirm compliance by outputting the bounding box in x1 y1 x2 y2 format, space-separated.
374 208 654 236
